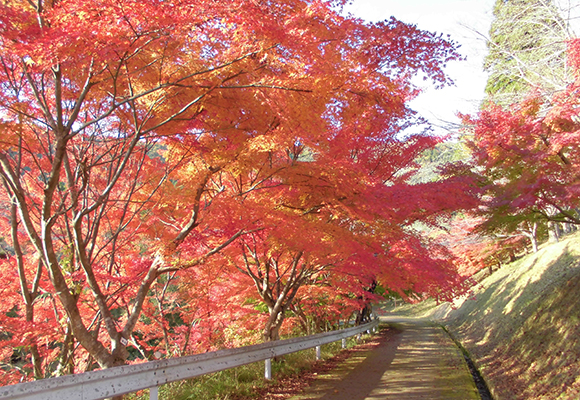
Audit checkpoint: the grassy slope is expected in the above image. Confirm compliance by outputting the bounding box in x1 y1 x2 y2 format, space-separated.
436 232 580 399
383 231 580 399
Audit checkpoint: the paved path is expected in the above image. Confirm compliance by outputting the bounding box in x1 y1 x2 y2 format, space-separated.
287 316 480 400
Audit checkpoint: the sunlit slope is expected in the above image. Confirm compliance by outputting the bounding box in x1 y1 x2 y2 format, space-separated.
441 232 580 400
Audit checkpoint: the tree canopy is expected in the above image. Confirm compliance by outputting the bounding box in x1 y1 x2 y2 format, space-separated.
0 0 478 385
484 0 570 105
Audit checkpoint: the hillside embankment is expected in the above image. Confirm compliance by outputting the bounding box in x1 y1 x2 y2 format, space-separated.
397 231 580 399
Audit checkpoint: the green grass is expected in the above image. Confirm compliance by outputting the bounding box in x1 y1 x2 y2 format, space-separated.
126 336 365 400
377 297 440 318
387 231 580 400
131 232 580 400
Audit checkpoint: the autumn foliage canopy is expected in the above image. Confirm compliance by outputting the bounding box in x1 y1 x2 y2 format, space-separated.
444 35 580 274
0 0 476 383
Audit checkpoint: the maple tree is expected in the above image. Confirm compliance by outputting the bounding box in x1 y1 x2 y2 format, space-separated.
436 213 528 280
214 129 480 340
0 0 474 385
461 38 580 257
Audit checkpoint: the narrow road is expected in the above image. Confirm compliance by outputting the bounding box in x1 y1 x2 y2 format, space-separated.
287 316 480 400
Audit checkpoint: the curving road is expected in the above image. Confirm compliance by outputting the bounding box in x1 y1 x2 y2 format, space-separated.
287 316 480 400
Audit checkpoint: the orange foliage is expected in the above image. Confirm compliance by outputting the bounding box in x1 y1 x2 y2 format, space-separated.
0 0 471 384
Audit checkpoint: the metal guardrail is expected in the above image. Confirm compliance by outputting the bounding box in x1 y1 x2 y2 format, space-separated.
0 319 379 400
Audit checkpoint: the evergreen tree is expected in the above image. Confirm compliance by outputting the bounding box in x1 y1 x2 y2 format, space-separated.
484 0 570 105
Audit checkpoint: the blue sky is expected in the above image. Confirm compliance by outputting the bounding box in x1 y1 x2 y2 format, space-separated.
344 0 497 134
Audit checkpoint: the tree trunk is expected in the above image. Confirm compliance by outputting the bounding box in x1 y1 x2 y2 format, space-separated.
10 201 44 379
263 307 285 342
529 222 539 253
290 304 310 335
548 221 561 242
55 323 75 377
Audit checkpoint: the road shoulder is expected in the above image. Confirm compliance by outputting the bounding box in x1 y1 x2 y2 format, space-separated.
287 317 479 400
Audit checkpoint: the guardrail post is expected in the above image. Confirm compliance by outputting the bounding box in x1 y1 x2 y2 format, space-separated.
149 386 158 400
0 320 378 400
341 338 346 349
265 358 272 380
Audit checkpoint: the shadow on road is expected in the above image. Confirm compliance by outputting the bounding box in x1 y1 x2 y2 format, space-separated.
289 318 479 400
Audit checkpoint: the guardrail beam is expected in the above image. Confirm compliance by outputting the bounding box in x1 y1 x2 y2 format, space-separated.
0 319 379 400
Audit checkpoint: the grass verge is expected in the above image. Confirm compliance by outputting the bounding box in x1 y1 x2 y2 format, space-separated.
125 334 373 400
386 231 580 400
